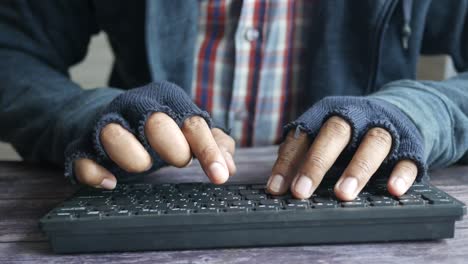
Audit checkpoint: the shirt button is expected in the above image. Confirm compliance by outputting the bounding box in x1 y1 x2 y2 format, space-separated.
234 109 248 121
244 27 260 42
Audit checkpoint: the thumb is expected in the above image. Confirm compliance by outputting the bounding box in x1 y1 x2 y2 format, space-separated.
75 158 117 189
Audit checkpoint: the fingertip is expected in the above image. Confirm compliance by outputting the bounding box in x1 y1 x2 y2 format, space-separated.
387 160 418 196
207 162 229 185
99 177 117 190
387 176 410 196
291 175 314 199
75 158 117 189
267 174 287 195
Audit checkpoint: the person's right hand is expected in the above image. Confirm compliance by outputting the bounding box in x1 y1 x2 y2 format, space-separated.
64 82 236 189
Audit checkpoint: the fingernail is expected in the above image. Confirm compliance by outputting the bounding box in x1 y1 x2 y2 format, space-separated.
294 175 314 197
100 178 116 189
338 177 358 195
209 162 229 183
268 174 285 193
393 177 407 192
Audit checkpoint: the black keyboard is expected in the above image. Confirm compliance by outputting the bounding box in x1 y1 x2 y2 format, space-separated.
40 181 466 253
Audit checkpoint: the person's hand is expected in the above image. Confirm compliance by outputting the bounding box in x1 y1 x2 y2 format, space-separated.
65 82 236 189
266 97 425 201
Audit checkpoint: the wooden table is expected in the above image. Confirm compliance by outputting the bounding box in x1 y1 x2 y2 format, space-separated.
1 147 467 263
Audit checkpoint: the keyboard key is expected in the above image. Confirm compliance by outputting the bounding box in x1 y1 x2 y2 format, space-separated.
250 184 266 190
77 211 101 219
196 207 219 214
194 197 216 203
368 195 393 202
399 199 426 206
48 212 74 220
58 206 86 212
313 197 336 203
259 199 282 206
219 195 242 202
232 201 255 207
422 193 448 200
226 185 247 191
203 201 227 208
287 199 309 206
224 206 249 213
166 208 191 215
341 202 366 208
312 202 336 209
371 200 396 207
239 189 259 196
412 189 433 194
270 194 292 200
175 203 200 210
397 194 419 200
245 194 267 200
285 204 309 210
214 191 235 197
255 205 279 211
134 209 160 216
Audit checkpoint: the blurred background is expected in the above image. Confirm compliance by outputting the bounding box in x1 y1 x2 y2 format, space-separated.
0 33 458 161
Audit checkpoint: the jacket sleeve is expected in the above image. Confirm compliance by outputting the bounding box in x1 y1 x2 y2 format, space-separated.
0 0 123 165
369 1 468 169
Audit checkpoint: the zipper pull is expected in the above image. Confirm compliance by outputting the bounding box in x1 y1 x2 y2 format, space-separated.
401 22 411 50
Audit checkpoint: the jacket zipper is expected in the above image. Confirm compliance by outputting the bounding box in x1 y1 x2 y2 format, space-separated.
366 0 398 93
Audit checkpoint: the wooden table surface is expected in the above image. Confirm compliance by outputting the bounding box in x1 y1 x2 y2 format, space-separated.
1 146 467 264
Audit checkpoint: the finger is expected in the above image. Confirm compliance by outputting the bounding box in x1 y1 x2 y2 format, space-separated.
212 128 237 175
182 116 229 184
267 129 311 195
387 160 418 196
291 116 351 199
74 158 117 189
101 123 152 173
334 127 393 201
145 112 192 168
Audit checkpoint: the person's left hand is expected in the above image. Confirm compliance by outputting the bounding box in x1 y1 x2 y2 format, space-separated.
266 96 426 201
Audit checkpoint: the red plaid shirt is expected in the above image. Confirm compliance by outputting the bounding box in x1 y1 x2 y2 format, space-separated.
191 0 314 146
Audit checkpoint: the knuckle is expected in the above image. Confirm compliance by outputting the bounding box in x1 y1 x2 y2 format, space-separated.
197 145 219 163
213 130 236 150
278 142 298 161
306 153 328 174
274 149 295 171
226 136 235 148
324 117 351 137
183 115 207 131
351 158 373 178
219 138 236 154
367 127 392 147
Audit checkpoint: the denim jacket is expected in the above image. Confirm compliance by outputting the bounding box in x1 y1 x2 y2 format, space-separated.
0 0 466 169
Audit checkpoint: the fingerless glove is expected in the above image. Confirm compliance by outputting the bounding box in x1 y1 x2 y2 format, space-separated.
285 96 426 181
64 81 212 183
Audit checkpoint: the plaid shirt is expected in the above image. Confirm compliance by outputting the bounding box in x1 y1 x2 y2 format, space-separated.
191 0 313 146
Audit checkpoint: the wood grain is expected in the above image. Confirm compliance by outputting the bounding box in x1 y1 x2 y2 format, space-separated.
0 146 467 264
